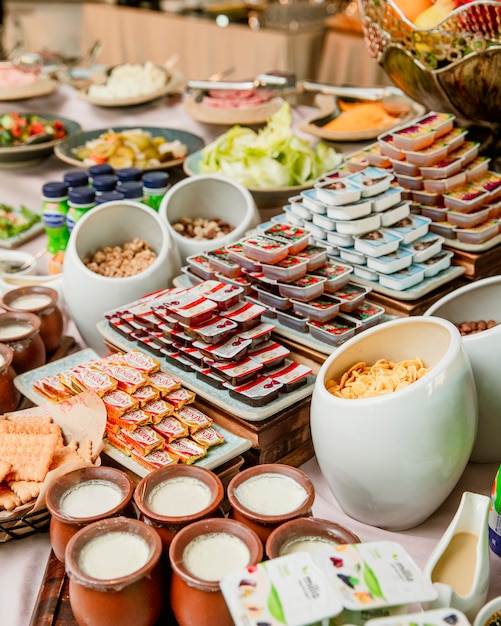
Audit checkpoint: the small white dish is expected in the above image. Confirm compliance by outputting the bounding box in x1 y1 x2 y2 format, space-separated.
312 213 337 232
473 596 501 626
326 198 373 221
385 214 431 244
414 249 453 278
379 264 426 291
380 200 412 227
349 166 393 198
402 233 445 263
327 231 354 248
335 213 381 236
339 246 367 265
371 185 403 213
300 189 326 214
366 247 414 275
314 178 362 206
354 229 403 258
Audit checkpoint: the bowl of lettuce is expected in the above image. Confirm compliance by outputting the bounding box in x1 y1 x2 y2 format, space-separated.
183 102 343 208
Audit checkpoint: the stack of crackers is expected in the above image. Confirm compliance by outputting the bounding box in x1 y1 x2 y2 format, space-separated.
32 349 225 472
0 415 93 512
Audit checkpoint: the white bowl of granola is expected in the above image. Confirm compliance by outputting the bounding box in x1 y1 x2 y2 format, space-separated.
63 200 181 354
159 174 261 264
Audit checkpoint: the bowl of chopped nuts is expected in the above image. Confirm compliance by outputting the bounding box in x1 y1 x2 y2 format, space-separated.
425 276 501 464
310 316 477 530
159 174 261 264
63 200 181 354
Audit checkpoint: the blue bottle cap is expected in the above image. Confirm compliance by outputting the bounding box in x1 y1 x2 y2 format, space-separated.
42 181 69 199
118 181 144 199
69 187 96 205
117 167 143 183
88 163 115 178
92 174 119 193
142 171 169 189
95 191 126 204
63 171 89 189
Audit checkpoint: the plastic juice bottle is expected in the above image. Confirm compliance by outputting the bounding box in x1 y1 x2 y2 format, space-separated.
142 171 169 212
63 170 89 191
92 174 118 196
67 187 96 234
41 181 70 254
88 163 115 181
116 167 143 183
117 181 144 201
489 464 501 557
95 190 125 204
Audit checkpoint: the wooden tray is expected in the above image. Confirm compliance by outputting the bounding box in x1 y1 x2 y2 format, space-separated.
29 455 245 626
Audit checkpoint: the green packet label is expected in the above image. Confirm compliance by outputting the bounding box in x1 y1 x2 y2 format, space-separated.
366 608 471 626
221 541 438 626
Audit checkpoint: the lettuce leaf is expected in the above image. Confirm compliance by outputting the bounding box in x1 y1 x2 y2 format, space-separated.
199 102 342 188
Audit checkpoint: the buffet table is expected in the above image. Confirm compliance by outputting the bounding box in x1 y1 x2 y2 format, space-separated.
1 84 500 626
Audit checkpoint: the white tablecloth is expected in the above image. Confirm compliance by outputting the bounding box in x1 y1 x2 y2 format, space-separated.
0 84 500 626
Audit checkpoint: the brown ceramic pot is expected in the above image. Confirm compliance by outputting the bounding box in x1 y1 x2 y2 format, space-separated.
133 464 225 557
65 516 164 626
46 466 135 563
0 311 45 374
169 517 263 626
227 463 315 545
265 516 361 560
0 342 21 413
1 285 64 354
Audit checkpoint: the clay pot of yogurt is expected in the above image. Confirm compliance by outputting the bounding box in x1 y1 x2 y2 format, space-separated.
227 463 315 545
0 311 45 374
1 285 64 354
133 464 225 557
65 516 163 626
0 342 21 413
169 517 263 626
46 466 135 563
265 516 361 560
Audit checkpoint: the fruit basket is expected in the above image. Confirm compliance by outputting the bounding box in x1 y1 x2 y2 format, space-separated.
358 0 501 129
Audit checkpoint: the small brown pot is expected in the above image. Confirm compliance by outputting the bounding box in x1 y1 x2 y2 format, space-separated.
1 285 64 354
0 311 45 373
0 342 21 412
133 464 224 557
65 516 164 626
46 466 135 563
265 516 361 560
227 463 315 545
169 517 263 626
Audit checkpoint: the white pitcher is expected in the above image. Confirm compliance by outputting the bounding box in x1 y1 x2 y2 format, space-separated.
423 491 491 621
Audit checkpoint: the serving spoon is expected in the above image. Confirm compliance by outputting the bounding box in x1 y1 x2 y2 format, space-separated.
299 81 412 116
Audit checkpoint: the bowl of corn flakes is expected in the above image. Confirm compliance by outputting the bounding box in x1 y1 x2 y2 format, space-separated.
310 315 477 531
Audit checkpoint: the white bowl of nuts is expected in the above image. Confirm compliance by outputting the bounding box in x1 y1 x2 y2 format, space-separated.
63 200 181 354
425 276 501 464
159 174 261 264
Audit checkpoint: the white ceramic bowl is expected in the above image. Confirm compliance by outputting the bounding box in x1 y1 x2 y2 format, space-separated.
158 174 261 264
474 596 501 626
0 249 37 278
310 316 477 531
425 276 501 463
63 200 181 354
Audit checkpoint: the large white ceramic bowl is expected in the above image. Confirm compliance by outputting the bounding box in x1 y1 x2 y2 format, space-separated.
425 276 501 464
310 316 477 531
63 200 181 355
158 174 261 264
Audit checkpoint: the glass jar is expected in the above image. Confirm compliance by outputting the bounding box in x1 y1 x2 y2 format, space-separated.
65 516 163 626
1 285 64 354
0 311 46 374
46 466 135 563
0 342 21 413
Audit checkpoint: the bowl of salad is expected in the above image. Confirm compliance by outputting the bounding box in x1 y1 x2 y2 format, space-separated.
0 112 81 168
183 102 343 209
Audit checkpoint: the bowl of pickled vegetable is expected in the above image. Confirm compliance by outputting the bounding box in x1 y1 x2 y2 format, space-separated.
0 112 80 168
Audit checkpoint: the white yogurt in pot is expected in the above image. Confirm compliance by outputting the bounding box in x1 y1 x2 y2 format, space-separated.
10 293 52 310
61 480 123 518
147 476 212 517
183 532 251 582
234 473 308 516
78 531 151 579
0 322 32 339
